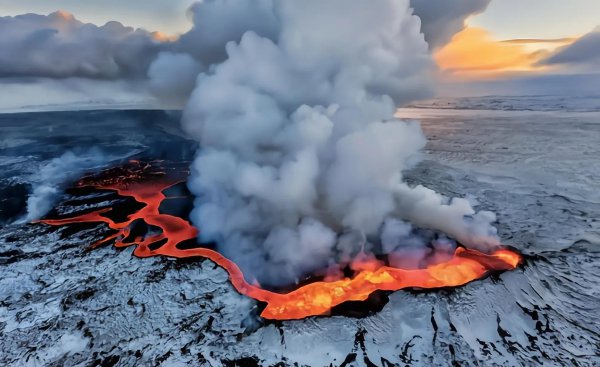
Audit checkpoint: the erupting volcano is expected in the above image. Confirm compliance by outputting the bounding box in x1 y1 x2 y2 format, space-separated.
3 0 600 364
38 161 522 320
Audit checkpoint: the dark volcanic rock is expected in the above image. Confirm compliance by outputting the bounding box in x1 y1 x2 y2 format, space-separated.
1 107 599 366
0 183 29 223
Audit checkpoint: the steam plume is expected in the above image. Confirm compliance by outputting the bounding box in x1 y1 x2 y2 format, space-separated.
167 0 499 286
23 149 113 222
146 0 491 107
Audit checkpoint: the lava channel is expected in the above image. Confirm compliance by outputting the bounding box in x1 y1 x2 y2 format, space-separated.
37 160 522 320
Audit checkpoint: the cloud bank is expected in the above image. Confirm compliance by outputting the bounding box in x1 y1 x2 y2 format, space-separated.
410 0 491 49
0 11 163 79
541 27 600 68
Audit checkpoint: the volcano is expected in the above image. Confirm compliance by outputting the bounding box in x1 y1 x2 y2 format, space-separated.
37 160 521 320
2 109 599 366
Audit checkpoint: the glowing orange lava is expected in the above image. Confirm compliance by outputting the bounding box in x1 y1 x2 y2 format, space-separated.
38 161 522 320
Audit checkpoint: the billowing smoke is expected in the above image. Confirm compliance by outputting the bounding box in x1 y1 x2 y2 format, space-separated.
149 0 501 287
145 0 283 108
23 149 114 222
146 0 491 108
147 52 204 106
0 11 163 79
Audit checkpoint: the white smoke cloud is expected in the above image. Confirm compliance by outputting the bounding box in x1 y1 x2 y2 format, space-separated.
381 218 456 269
23 149 114 222
0 11 163 79
145 0 491 107
147 52 204 107
145 0 281 108
176 0 279 65
170 0 500 287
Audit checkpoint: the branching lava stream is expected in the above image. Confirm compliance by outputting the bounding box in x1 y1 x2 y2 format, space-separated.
38 161 522 320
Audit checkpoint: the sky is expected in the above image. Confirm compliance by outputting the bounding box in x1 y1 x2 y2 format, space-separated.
431 0 600 88
0 0 598 108
3 0 599 39
468 0 600 40
0 0 195 34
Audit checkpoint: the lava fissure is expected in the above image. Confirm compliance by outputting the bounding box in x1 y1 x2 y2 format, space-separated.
38 162 522 320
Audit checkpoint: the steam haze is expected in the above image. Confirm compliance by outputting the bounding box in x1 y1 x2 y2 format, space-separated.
23 148 114 222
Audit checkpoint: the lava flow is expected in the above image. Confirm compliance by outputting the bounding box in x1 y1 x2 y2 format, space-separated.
38 161 522 320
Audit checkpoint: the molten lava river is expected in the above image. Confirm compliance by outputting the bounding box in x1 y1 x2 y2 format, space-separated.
38 161 522 320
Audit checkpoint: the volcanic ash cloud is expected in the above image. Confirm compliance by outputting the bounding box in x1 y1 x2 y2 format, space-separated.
164 0 499 286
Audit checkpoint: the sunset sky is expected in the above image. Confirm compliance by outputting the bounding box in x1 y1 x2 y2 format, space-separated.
3 0 598 80
436 0 599 80
2 0 598 39
0 0 598 105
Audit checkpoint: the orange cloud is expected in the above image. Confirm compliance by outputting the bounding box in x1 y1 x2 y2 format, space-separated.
434 27 573 79
500 37 577 45
151 31 179 42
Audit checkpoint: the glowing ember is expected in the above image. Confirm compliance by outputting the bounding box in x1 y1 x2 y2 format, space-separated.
38 161 522 320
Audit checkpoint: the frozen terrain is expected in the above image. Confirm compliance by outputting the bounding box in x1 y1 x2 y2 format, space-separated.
408 95 600 113
1 99 599 366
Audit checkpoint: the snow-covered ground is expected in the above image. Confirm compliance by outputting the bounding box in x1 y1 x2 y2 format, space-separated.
1 101 599 366
408 95 600 113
